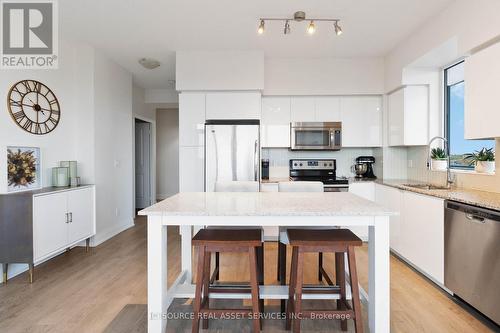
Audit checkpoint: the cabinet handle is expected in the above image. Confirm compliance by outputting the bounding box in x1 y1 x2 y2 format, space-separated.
69 212 73 223
65 213 69 223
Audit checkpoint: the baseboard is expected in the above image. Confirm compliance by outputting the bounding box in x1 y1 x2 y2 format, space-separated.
92 219 135 247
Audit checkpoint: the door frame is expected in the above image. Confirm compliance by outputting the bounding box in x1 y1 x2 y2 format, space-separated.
133 115 156 212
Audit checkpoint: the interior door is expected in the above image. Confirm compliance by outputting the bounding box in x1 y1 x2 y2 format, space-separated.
33 192 68 261
67 188 95 244
135 121 152 209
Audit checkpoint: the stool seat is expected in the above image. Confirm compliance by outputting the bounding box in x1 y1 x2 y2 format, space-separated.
287 229 362 247
192 228 262 247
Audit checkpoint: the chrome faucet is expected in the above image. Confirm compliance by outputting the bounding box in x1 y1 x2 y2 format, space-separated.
427 136 454 188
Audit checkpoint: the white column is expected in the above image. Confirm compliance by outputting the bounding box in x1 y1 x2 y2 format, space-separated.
180 225 193 282
148 216 168 333
368 216 390 332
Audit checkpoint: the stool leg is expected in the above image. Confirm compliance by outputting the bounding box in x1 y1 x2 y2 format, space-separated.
257 244 265 318
192 246 206 333
293 249 304 333
347 246 363 333
249 247 261 333
335 252 347 331
215 252 220 281
285 247 298 331
202 250 211 329
279 242 287 313
318 252 323 282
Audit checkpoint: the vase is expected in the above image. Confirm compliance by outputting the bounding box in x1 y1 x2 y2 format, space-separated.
475 161 495 174
431 159 448 171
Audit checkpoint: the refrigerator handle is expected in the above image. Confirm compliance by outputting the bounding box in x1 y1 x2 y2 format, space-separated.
254 139 258 181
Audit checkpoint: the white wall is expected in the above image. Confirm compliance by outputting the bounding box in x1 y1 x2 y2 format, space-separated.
156 109 179 200
92 51 134 244
176 50 265 91
264 57 385 96
385 0 500 91
145 88 178 105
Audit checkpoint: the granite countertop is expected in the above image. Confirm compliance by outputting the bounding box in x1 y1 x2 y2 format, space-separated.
376 179 500 211
139 192 397 217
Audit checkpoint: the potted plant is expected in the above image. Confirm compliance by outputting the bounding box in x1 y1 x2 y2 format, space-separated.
464 148 496 173
430 147 448 171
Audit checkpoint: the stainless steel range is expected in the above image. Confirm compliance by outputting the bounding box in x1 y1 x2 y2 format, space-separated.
289 159 349 192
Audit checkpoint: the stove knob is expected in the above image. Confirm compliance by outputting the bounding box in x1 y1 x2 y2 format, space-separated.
329 163 333 166
299 163 303 166
294 163 298 166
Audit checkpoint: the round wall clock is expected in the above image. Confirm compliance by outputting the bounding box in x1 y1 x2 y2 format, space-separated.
7 79 60 135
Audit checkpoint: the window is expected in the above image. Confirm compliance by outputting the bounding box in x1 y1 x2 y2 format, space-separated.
444 62 495 169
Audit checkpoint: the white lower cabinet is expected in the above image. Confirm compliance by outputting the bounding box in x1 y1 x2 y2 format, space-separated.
348 182 375 240
33 187 96 262
375 184 444 284
402 191 444 284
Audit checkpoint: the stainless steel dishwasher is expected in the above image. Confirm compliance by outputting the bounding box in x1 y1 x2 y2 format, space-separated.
444 200 500 325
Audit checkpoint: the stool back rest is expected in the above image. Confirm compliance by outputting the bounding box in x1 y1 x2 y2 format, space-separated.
215 181 260 192
278 181 324 192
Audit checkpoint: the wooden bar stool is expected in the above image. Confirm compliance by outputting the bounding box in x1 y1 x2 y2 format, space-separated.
191 228 263 333
285 229 364 333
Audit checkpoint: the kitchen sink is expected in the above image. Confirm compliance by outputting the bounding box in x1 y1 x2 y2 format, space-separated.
402 184 450 191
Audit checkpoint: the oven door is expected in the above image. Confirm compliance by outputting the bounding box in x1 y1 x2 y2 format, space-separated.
291 123 341 150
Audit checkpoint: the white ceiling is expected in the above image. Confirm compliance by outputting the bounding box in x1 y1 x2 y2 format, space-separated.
60 0 454 89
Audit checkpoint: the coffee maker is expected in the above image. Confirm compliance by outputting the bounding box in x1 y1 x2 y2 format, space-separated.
355 156 376 179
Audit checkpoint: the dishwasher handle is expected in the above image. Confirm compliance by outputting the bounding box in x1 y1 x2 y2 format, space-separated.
465 213 485 223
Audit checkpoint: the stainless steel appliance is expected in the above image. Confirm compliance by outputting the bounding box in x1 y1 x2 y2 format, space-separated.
289 159 348 192
444 201 500 325
290 122 342 151
261 159 269 180
205 120 260 192
354 156 376 179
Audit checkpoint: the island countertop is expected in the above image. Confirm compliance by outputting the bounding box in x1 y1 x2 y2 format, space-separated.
139 192 396 217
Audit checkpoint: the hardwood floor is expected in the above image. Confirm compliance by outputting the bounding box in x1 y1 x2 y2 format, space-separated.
0 216 494 333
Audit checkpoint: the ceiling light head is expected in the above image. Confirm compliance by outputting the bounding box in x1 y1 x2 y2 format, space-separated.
138 58 160 70
284 20 291 35
257 19 265 34
307 20 316 34
334 21 343 36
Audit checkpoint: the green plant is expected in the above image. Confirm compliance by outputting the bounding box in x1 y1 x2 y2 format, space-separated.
463 147 495 166
431 147 447 160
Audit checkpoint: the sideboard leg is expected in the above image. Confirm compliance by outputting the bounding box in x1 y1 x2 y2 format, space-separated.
28 264 34 284
2 263 7 284
86 238 91 253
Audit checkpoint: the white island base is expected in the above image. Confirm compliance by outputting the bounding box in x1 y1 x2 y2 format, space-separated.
140 192 394 333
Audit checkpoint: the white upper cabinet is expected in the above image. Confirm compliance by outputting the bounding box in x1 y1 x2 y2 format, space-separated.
205 92 261 120
290 97 315 122
341 96 382 147
315 96 341 121
387 85 429 146
179 93 205 146
261 97 291 147
464 42 500 139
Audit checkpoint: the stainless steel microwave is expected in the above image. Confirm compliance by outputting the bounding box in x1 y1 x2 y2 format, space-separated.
290 122 342 150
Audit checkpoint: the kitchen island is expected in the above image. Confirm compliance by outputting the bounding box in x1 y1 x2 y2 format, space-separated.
139 192 396 333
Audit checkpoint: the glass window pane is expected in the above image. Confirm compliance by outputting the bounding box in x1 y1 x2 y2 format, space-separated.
446 62 495 169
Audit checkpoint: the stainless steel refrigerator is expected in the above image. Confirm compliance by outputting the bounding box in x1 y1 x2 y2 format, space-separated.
205 120 260 192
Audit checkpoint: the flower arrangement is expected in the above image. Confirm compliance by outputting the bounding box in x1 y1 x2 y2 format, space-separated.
7 148 39 189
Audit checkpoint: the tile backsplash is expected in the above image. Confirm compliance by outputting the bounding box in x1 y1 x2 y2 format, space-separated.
261 147 380 179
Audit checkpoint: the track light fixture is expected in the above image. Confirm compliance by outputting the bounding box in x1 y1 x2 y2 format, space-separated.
334 20 343 36
307 20 316 34
284 20 291 35
258 11 342 36
257 19 265 34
